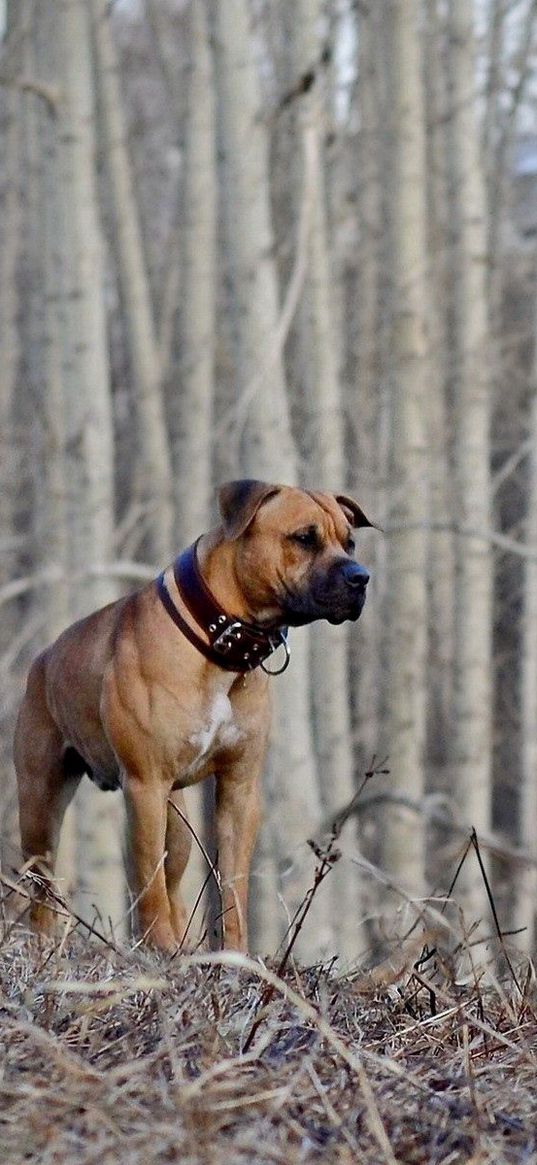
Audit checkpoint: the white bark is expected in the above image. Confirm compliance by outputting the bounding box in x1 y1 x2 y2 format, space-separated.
446 0 493 924
353 7 384 772
30 6 70 643
423 0 454 764
0 64 23 603
381 0 429 902
213 0 296 476
58 0 115 611
213 0 332 959
55 0 125 931
170 0 217 927
172 0 216 548
92 0 174 564
283 0 362 960
25 0 78 893
516 355 537 951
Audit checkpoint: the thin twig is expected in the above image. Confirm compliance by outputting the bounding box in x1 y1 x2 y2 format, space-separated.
167 797 222 903
470 829 523 994
243 837 339 1054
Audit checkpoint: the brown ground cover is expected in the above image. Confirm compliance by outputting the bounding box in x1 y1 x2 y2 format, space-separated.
0 890 536 1165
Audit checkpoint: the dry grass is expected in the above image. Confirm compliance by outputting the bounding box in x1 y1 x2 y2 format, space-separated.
1 885 536 1165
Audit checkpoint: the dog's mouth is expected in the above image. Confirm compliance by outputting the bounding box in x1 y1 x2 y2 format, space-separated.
277 578 367 628
325 592 366 625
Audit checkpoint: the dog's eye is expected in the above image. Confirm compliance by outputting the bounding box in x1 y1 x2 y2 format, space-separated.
291 527 319 550
346 536 356 555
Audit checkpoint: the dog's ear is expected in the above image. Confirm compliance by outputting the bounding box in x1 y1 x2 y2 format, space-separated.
334 494 379 530
219 480 281 540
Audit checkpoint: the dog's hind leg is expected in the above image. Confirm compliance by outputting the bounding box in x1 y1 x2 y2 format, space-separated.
14 657 81 934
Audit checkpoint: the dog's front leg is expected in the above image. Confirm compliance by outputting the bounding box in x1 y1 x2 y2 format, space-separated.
123 773 177 952
214 753 263 952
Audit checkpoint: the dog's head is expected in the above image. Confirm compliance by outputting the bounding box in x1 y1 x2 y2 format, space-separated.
218 479 375 628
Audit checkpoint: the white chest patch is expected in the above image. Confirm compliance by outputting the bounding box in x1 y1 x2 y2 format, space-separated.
188 692 242 769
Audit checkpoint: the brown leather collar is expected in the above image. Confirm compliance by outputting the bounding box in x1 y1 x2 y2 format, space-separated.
156 540 289 674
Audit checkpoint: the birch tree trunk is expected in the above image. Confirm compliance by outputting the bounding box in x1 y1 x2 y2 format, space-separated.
0 12 23 612
446 0 494 926
213 0 333 959
54 0 125 932
25 0 80 895
283 0 362 960
380 0 428 912
352 5 385 772
31 4 70 645
92 0 174 565
0 5 26 839
423 0 454 773
169 0 217 937
515 336 537 952
172 0 216 548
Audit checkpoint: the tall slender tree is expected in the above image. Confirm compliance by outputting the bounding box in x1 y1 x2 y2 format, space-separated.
53 0 124 930
169 0 217 931
28 4 70 645
212 0 333 958
92 0 174 565
0 7 23 612
171 0 216 547
446 0 494 925
515 335 537 950
351 6 384 774
423 0 455 771
379 0 429 911
282 0 363 957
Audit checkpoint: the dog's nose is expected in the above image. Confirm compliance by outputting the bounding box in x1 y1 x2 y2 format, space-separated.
342 561 370 590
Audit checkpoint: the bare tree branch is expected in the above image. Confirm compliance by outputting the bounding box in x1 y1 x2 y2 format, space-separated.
384 520 537 560
0 561 157 609
0 74 61 113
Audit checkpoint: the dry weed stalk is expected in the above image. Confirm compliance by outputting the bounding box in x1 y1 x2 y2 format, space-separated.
243 762 384 1054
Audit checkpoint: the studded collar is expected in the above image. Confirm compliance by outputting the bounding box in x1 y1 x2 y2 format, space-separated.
156 540 289 674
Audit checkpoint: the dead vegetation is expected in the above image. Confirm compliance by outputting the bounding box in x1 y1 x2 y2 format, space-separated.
1 877 536 1165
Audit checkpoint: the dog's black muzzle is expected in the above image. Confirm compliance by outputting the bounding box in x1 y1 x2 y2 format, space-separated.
281 558 370 627
338 559 370 593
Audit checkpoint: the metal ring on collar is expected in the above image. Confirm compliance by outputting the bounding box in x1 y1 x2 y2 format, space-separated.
260 633 291 676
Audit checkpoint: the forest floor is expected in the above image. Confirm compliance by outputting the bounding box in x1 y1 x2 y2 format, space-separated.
1 882 536 1165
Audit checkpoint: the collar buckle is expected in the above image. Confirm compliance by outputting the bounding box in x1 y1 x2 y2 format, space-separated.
161 541 291 674
212 621 243 655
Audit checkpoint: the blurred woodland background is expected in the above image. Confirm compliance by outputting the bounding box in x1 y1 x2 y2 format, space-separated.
2 0 537 963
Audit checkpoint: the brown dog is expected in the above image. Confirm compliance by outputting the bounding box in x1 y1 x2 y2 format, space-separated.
14 480 372 951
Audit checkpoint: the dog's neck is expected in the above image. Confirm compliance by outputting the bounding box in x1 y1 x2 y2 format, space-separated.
195 533 252 621
156 538 289 674
196 531 283 629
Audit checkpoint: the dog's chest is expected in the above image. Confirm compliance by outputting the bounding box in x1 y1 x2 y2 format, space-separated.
184 691 242 777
